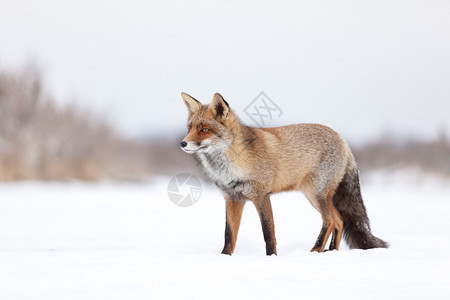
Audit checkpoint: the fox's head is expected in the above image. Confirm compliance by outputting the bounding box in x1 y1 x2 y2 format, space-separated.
180 93 235 154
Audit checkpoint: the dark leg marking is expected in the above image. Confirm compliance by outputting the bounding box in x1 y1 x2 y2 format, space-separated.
221 221 233 255
311 226 329 252
260 215 276 256
328 228 339 250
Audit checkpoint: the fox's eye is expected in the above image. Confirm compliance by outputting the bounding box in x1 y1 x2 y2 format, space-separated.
200 128 210 133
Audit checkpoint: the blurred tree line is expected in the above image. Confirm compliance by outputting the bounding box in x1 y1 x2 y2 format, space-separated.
0 65 449 181
353 132 450 177
0 66 153 181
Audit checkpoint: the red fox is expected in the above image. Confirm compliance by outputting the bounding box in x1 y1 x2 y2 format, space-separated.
180 92 387 255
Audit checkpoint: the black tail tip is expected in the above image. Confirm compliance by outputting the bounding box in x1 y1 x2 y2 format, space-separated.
360 236 389 250
374 237 389 249
345 230 389 250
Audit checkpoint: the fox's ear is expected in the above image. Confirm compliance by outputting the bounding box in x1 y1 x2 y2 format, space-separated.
181 92 202 118
209 93 230 122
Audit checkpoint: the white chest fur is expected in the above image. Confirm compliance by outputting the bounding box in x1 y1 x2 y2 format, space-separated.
196 150 243 187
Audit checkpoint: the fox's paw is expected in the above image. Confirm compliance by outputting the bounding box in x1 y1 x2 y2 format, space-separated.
310 247 324 253
221 247 233 255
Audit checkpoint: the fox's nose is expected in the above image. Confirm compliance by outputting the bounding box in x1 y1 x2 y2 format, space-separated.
180 141 187 148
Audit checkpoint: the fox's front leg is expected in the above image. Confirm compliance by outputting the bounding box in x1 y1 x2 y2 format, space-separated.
221 198 245 255
252 194 277 256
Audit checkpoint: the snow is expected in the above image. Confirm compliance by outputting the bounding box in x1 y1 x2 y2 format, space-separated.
1 174 450 299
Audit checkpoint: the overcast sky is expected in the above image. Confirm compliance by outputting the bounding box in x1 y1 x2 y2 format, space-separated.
1 0 449 143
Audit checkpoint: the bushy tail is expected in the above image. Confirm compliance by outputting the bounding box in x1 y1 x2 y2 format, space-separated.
333 166 388 249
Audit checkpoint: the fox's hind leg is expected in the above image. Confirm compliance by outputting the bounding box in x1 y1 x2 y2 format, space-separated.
308 189 343 252
221 197 246 255
328 208 344 251
310 212 335 252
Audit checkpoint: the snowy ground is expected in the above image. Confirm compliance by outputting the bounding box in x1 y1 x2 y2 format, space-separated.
1 172 450 299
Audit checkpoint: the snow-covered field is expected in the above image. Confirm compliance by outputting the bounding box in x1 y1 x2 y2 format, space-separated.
1 172 450 299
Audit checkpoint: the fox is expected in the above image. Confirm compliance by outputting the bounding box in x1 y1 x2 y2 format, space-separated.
180 92 388 255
